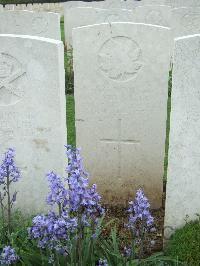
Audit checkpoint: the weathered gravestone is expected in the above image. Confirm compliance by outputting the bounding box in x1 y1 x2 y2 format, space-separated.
64 1 104 10
64 7 134 47
141 0 169 5
168 0 200 8
73 22 171 208
134 5 171 27
0 34 66 213
165 35 200 239
103 0 136 9
0 11 61 40
172 8 200 37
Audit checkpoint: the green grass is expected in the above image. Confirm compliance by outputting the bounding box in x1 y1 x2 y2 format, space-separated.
66 94 76 147
163 69 172 181
165 217 200 265
60 16 65 44
60 18 75 147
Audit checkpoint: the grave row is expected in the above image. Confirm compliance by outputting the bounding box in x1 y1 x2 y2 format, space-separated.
1 4 200 47
0 1 200 240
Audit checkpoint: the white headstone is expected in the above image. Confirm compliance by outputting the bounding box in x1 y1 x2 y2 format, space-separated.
103 0 135 9
64 1 104 10
64 7 134 47
169 0 200 8
172 7 200 37
0 11 61 40
0 34 66 214
165 34 200 239
73 22 171 208
134 5 171 27
141 0 169 5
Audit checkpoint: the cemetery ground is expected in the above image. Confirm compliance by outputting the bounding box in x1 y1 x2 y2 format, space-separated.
1 15 200 266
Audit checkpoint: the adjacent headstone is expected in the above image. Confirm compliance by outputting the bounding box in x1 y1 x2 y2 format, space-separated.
0 11 61 40
65 7 134 47
134 5 171 27
172 7 200 37
103 0 135 9
164 35 200 239
0 34 66 214
73 22 171 208
141 0 169 5
64 1 104 10
169 0 200 8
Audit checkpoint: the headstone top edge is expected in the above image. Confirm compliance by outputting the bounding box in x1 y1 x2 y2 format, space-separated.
2 10 60 16
0 34 63 44
72 21 171 31
175 33 200 42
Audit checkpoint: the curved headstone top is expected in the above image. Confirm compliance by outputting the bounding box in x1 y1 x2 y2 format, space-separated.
64 7 135 47
0 11 61 40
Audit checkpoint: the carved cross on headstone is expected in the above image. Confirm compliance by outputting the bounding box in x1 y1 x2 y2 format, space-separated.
100 119 140 179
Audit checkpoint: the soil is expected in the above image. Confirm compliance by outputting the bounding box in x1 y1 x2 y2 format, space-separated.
102 204 165 257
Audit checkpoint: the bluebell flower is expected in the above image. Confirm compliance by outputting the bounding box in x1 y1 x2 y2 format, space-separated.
97 258 108 266
0 246 19 265
0 148 20 184
127 189 154 230
65 145 104 226
46 171 68 208
28 211 77 249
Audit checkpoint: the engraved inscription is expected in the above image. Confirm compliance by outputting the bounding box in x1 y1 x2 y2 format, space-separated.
100 119 140 179
181 12 200 32
98 36 142 82
145 10 166 26
0 53 26 106
32 17 48 34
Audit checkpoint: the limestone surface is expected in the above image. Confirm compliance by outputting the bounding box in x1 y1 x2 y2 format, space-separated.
64 7 135 47
73 22 171 208
0 34 66 213
172 7 200 37
0 11 61 40
169 0 200 7
134 5 172 27
165 34 200 239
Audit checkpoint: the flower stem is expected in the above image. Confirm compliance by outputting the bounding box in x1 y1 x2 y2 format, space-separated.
6 166 11 235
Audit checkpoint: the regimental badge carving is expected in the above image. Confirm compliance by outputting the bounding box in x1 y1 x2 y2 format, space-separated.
0 53 26 106
181 12 200 32
32 17 48 34
98 36 142 82
145 10 167 26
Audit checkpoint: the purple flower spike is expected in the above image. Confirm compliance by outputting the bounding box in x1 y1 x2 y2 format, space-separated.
128 188 154 230
0 246 19 265
0 148 21 184
46 171 68 208
65 146 104 226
